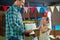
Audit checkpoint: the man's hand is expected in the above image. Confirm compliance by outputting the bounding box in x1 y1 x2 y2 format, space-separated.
25 30 32 33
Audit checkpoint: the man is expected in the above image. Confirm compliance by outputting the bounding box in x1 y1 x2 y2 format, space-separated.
6 0 32 40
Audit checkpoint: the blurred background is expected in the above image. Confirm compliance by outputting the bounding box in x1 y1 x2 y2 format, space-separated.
0 0 60 40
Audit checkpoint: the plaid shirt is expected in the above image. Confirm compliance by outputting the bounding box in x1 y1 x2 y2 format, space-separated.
6 4 25 40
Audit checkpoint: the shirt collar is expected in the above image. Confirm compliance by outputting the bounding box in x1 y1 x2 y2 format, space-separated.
12 4 20 8
12 4 23 12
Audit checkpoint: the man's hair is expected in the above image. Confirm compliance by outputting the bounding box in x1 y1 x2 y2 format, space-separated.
15 0 22 1
13 0 16 2
13 0 22 2
14 0 21 1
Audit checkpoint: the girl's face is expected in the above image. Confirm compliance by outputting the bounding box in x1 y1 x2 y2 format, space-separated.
42 17 48 25
43 20 48 25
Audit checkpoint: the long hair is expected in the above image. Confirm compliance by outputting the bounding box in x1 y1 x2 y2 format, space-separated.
46 17 49 23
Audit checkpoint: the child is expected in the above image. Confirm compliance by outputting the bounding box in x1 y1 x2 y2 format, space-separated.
38 17 51 40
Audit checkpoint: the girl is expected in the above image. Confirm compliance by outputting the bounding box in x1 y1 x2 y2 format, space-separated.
38 17 51 40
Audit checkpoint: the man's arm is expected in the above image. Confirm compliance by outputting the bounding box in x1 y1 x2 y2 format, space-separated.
11 10 25 34
12 9 32 34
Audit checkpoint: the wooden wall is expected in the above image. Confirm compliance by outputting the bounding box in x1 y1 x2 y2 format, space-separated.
0 11 5 36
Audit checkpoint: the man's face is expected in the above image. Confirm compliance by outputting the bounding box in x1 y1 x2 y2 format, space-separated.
19 0 25 6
